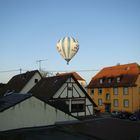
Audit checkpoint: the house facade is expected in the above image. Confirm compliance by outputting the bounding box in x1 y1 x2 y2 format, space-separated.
0 93 76 131
87 63 140 113
0 70 42 96
29 74 97 119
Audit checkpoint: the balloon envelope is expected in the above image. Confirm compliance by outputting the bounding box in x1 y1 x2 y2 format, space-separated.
56 37 79 64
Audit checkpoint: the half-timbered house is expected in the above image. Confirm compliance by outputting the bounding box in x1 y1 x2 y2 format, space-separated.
29 73 97 119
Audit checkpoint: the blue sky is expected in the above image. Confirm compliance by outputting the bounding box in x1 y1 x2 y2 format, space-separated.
0 0 140 83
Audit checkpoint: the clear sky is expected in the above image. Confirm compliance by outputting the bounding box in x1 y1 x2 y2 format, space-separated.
0 0 140 83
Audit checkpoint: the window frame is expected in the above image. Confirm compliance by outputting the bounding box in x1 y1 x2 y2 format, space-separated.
123 99 129 108
108 78 112 83
99 79 103 84
106 93 110 101
113 87 118 95
71 99 85 113
113 99 119 107
116 77 120 83
123 87 129 95
98 98 102 106
98 88 102 95
34 79 38 83
91 89 94 95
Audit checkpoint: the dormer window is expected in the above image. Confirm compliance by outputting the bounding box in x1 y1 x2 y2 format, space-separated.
117 77 120 83
34 79 38 83
108 78 111 83
99 79 103 84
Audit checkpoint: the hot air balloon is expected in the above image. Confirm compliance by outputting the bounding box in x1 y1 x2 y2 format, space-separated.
56 36 79 64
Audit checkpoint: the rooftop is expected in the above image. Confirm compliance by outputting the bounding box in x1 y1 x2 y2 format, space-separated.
87 63 140 88
57 72 85 81
0 70 41 96
0 118 140 140
0 93 32 112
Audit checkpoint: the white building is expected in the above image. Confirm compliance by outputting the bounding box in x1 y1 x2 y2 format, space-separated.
29 73 97 119
0 70 42 96
0 72 97 132
0 93 76 131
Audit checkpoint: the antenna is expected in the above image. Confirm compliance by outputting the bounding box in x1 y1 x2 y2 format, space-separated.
36 59 47 71
19 68 22 74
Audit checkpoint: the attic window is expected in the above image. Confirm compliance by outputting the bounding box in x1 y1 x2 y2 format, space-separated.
117 77 120 83
34 79 38 83
99 79 103 84
108 78 112 83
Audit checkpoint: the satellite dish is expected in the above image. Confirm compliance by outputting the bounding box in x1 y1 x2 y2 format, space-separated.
56 36 79 64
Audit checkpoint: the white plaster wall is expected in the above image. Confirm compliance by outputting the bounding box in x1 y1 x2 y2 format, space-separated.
20 73 42 93
86 98 94 115
86 105 93 115
72 112 85 116
53 83 67 98
0 97 76 131
54 78 85 98
86 98 92 105
73 82 85 97
53 77 95 116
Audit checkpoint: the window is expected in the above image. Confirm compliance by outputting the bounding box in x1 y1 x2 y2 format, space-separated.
68 87 72 90
91 89 94 95
123 99 129 107
113 99 119 107
113 87 118 95
123 87 128 95
68 84 72 90
98 99 102 106
117 77 120 83
106 93 110 101
99 79 103 84
71 100 85 113
108 78 111 83
98 88 102 95
34 79 38 83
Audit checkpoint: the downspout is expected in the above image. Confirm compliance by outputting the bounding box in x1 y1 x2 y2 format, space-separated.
131 87 133 112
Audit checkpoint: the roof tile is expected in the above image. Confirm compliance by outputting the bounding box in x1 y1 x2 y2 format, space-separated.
87 63 140 88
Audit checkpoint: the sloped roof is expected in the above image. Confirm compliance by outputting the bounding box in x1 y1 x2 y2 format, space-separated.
29 74 71 98
0 83 6 88
0 70 41 96
57 72 85 81
0 93 32 112
87 63 140 88
29 74 97 107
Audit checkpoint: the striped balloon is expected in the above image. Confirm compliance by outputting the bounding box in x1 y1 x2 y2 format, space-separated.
56 37 79 64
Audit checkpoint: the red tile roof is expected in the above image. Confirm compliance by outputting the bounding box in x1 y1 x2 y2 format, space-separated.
57 72 85 81
87 63 140 88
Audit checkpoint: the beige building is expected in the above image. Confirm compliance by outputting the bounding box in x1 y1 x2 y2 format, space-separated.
87 63 140 113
